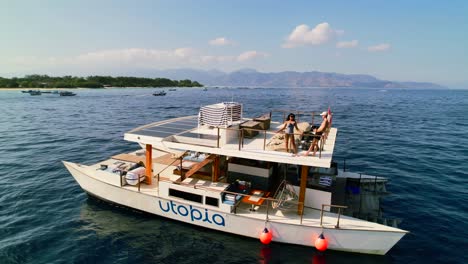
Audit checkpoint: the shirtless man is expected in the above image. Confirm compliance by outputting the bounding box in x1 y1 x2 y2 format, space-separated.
304 111 329 156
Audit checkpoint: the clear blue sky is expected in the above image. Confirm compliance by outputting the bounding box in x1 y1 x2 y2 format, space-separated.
1 0 467 87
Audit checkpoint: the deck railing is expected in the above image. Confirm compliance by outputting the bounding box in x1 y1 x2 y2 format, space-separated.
320 204 348 228
213 123 326 158
144 174 351 228
164 110 330 158
214 189 309 224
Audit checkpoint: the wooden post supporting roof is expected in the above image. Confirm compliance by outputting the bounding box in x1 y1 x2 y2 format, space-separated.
212 155 220 182
298 165 308 215
145 144 152 185
180 156 185 181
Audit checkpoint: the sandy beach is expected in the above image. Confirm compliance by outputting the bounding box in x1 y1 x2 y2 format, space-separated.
0 87 99 91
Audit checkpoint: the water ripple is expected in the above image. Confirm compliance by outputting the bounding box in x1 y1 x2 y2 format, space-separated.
0 88 467 263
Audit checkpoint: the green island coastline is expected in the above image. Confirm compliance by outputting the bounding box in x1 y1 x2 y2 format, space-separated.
0 75 203 89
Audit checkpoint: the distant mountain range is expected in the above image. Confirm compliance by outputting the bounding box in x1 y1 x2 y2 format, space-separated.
147 68 444 89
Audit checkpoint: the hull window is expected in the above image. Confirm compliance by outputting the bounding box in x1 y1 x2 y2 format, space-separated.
169 189 203 203
205 197 219 207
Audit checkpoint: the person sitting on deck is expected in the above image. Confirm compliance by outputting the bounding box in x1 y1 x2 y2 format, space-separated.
304 111 329 157
275 113 303 155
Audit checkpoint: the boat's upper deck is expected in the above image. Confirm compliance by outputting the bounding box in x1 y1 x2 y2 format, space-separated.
124 115 337 168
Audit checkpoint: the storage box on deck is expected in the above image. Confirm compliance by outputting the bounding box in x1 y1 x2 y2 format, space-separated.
240 120 261 138
222 180 250 205
253 114 271 130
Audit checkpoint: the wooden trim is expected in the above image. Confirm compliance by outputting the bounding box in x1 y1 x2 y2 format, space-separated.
111 153 146 164
212 155 220 182
184 154 216 178
298 165 308 215
145 144 152 185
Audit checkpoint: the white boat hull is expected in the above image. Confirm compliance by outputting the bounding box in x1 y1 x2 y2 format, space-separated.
64 161 405 255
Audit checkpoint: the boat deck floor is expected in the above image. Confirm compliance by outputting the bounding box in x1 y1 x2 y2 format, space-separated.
87 153 403 233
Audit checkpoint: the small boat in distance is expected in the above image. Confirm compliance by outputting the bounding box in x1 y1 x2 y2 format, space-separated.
153 90 167 96
59 91 77 96
63 102 408 255
168 88 177 91
29 90 42 96
203 87 208 91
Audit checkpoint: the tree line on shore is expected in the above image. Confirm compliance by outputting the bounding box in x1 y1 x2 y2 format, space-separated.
0 75 203 88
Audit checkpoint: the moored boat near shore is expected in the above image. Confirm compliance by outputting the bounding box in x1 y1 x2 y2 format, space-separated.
59 91 77 96
153 90 167 96
29 90 42 96
63 102 407 255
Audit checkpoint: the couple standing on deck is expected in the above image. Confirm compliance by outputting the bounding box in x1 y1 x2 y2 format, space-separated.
275 111 329 156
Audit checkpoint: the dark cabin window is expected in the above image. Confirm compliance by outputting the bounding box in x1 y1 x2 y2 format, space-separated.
169 189 202 203
205 196 219 207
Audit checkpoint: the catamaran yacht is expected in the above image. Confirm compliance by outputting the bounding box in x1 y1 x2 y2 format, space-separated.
63 102 407 255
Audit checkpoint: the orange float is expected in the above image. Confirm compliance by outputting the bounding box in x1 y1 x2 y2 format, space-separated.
315 233 328 251
259 227 273 244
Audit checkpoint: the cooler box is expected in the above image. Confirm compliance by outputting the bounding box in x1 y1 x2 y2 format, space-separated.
253 114 271 130
240 120 260 138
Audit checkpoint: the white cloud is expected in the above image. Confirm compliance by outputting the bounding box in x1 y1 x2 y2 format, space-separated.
11 56 40 65
282 22 340 48
209 37 234 46
173 48 195 58
75 48 196 64
11 56 64 68
237 51 269 62
6 47 270 74
200 55 235 63
368 43 391 52
69 47 251 65
336 40 359 48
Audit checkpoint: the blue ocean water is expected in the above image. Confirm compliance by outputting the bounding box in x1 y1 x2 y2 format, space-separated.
0 87 467 264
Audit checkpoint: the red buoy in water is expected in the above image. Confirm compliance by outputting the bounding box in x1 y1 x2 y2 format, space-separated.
260 228 273 244
315 233 328 251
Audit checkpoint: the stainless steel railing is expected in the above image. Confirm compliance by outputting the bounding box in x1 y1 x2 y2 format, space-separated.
320 204 348 228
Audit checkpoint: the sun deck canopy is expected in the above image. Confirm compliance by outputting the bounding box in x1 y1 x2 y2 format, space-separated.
125 115 337 168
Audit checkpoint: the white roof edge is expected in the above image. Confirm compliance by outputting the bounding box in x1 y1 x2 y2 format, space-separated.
123 134 333 168
123 116 337 168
